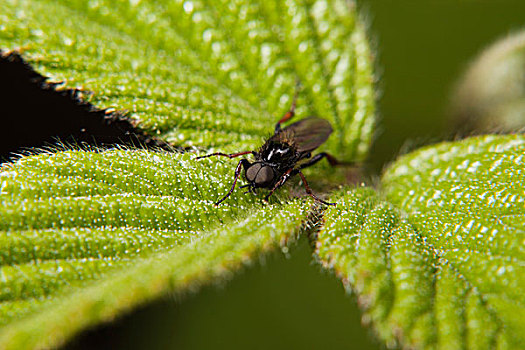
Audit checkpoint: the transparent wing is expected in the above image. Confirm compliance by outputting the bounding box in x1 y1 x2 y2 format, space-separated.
272 117 333 152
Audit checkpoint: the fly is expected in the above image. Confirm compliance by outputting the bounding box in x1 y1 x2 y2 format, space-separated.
196 89 349 206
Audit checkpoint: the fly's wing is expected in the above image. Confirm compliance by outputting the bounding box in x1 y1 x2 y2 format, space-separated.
273 117 333 152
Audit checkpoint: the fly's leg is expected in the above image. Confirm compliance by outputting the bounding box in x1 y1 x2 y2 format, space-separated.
196 151 253 160
263 168 293 202
274 82 300 133
297 171 335 206
240 184 257 195
298 152 354 170
215 159 250 205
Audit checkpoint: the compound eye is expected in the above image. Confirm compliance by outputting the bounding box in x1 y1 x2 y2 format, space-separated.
255 166 274 185
246 163 262 182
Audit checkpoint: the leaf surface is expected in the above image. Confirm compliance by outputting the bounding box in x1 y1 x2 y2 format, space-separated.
0 0 374 159
0 149 307 349
316 135 525 349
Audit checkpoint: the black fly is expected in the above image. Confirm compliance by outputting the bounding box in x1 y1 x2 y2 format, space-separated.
196 90 348 206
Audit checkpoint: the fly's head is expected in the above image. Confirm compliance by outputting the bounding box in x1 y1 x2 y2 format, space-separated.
244 161 276 189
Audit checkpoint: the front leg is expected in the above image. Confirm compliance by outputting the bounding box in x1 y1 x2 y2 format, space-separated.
216 159 251 205
196 151 253 160
264 168 293 202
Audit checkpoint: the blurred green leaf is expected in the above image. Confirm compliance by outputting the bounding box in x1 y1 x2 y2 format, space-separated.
450 30 525 134
317 135 525 349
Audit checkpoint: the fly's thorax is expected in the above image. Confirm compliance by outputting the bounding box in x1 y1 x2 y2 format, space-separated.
258 140 297 165
245 162 275 188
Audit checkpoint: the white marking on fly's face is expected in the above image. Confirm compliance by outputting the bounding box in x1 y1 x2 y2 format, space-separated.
266 147 289 161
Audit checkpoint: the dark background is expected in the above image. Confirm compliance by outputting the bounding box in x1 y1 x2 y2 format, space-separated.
363 0 525 172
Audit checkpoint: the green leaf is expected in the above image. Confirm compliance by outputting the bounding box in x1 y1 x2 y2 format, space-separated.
0 0 376 348
0 0 375 160
316 135 525 349
0 149 307 349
